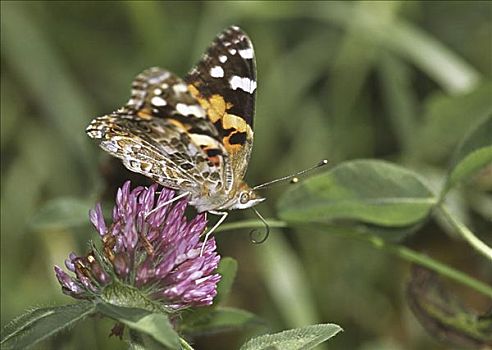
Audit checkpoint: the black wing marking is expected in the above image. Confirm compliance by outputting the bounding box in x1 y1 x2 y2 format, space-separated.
186 25 256 129
185 26 256 181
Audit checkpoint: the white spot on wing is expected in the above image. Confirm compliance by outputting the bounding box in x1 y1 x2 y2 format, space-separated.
219 55 227 63
153 88 162 95
87 129 102 138
101 141 118 153
239 47 253 59
173 83 188 93
176 103 206 118
147 70 170 84
132 89 145 98
228 48 237 55
151 96 167 107
210 66 224 78
189 134 220 148
229 75 257 94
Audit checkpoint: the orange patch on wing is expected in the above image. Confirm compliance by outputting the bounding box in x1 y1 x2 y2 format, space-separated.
222 130 248 151
221 113 249 133
137 109 153 120
201 145 222 167
208 95 233 123
222 116 253 155
187 83 252 156
187 84 233 124
208 155 221 167
187 84 209 110
187 84 201 99
223 135 242 152
167 118 188 131
221 113 252 153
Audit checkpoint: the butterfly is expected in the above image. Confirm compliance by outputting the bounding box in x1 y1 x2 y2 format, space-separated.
86 26 266 241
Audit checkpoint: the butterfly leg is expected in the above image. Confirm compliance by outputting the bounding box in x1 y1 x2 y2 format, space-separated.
200 211 228 256
144 191 190 220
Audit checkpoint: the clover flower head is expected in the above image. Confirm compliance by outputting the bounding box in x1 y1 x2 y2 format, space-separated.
55 181 221 310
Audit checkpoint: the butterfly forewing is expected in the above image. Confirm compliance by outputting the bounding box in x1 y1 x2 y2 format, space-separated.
185 26 256 181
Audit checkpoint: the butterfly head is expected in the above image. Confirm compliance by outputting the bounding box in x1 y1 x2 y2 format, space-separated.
226 182 265 210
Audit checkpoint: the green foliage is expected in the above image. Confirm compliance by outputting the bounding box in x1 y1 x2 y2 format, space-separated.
2 1 491 349
30 198 94 231
96 303 180 349
0 252 326 349
180 307 261 336
214 257 238 305
0 302 95 350
254 233 322 329
445 115 492 193
278 160 436 227
239 324 342 350
180 257 264 337
416 83 492 162
407 266 492 348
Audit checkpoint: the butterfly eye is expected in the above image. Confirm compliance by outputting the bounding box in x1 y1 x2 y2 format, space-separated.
239 192 250 204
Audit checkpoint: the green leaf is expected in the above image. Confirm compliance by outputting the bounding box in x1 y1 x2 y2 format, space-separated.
30 197 93 231
1 302 95 349
351 221 425 242
181 307 261 336
96 303 179 349
215 257 238 305
240 323 343 350
444 115 492 193
278 160 437 227
416 82 492 162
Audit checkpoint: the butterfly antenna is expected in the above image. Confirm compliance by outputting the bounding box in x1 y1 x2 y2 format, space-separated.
253 159 329 190
249 207 270 244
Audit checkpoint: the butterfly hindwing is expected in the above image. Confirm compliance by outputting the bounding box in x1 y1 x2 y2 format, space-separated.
87 68 234 193
185 26 256 181
127 67 219 140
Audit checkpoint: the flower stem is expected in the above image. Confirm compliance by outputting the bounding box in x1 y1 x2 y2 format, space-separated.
179 337 195 350
438 205 492 262
364 234 492 298
219 219 492 298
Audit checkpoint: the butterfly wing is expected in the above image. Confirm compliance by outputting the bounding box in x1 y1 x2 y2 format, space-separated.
185 26 256 182
87 67 234 193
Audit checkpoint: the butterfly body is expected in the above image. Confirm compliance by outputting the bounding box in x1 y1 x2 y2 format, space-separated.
87 26 264 214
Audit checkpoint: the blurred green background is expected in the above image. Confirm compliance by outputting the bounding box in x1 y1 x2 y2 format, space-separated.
1 1 491 349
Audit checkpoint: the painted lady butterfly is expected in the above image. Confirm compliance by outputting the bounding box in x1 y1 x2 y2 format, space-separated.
87 26 264 239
